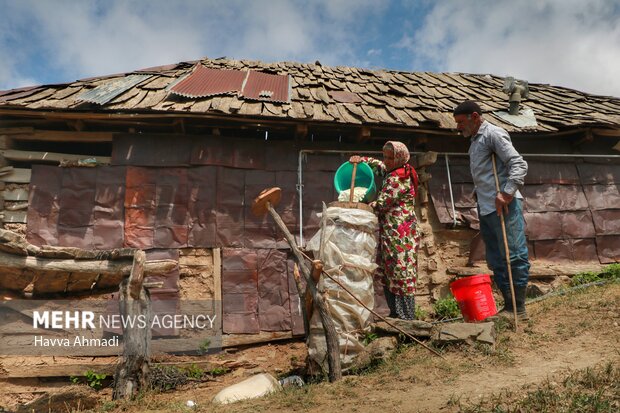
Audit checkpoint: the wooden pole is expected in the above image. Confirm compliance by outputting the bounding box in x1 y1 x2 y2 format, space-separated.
348 161 358 202
113 250 151 400
265 202 342 382
492 154 519 331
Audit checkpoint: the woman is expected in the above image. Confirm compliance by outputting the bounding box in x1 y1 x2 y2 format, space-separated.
350 141 420 320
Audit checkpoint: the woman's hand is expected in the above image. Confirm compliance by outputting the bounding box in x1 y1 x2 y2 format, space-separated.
349 155 362 164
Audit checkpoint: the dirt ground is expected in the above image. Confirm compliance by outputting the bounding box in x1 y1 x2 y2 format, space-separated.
2 282 619 412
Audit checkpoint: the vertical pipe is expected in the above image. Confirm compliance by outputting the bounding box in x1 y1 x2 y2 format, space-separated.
297 150 305 246
445 154 458 227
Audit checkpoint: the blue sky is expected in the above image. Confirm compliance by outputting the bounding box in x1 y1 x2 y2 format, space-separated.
1 0 620 97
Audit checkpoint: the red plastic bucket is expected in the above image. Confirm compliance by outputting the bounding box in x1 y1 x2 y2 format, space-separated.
450 274 497 322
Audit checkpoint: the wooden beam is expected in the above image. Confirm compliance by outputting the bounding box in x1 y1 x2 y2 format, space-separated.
10 130 114 142
0 167 31 183
295 123 308 140
2 188 28 201
0 127 35 135
0 249 177 276
0 149 111 164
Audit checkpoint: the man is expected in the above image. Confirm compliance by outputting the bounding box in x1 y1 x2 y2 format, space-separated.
453 100 530 320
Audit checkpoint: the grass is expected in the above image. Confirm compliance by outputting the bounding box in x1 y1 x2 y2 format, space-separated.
457 362 620 412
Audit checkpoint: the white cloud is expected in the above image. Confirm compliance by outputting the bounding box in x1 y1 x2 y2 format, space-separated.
402 0 620 97
0 0 390 89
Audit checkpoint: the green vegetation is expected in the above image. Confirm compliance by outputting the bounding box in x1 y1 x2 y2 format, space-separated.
84 370 108 390
571 263 620 286
414 304 428 320
433 296 460 320
361 331 379 346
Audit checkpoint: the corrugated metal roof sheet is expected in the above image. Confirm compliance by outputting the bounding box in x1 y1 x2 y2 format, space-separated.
242 71 289 103
76 74 152 105
170 65 247 98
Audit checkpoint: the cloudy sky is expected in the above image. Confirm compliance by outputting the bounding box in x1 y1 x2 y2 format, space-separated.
1 0 619 97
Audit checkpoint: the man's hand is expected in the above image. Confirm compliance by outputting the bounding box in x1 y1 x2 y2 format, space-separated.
349 155 362 164
495 192 513 216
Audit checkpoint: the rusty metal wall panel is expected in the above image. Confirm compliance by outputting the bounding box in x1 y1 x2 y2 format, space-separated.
188 166 217 247
305 153 346 172
534 239 598 262
577 163 620 184
93 166 126 249
27 165 63 246
222 248 260 334
523 185 589 212
583 184 620 210
596 235 620 263
275 171 299 249
244 170 276 248
592 210 620 235
112 134 193 166
124 167 157 249
429 157 472 184
265 141 298 171
216 167 245 247
562 211 596 239
257 249 291 331
242 71 289 103
233 139 266 170
154 168 189 248
525 161 580 184
190 136 235 167
170 66 246 98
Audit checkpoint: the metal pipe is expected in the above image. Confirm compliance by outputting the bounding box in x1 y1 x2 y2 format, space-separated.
444 154 458 227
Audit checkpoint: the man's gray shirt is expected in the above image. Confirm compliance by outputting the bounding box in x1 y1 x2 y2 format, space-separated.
469 120 528 216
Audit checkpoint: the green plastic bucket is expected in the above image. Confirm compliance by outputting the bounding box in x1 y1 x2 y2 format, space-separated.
333 161 377 203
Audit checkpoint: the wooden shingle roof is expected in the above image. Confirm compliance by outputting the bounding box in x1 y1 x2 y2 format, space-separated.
1 57 619 133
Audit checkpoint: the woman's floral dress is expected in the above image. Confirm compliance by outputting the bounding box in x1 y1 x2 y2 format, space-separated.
362 157 420 319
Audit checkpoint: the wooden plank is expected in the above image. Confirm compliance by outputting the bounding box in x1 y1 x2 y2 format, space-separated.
2 188 28 201
213 247 222 302
10 130 114 142
0 127 35 135
1 210 27 223
0 168 31 183
0 149 110 164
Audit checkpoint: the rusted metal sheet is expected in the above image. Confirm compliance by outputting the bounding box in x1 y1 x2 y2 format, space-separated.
596 235 620 263
523 185 589 212
77 74 151 104
112 134 193 166
187 166 217 247
222 248 260 334
244 170 277 249
591 210 620 235
257 249 292 331
170 66 246 98
577 163 620 184
242 71 289 103
525 161 580 184
582 184 620 210
26 165 63 246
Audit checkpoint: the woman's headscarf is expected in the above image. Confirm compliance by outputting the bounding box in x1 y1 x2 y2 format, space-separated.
383 141 410 167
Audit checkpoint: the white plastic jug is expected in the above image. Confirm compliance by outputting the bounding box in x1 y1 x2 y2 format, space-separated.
212 373 281 405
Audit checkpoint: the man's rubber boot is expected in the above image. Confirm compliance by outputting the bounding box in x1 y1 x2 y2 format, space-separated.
515 285 529 321
485 288 512 322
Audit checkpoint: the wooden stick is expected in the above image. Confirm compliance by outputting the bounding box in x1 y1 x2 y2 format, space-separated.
349 161 358 202
265 202 342 382
492 154 519 331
